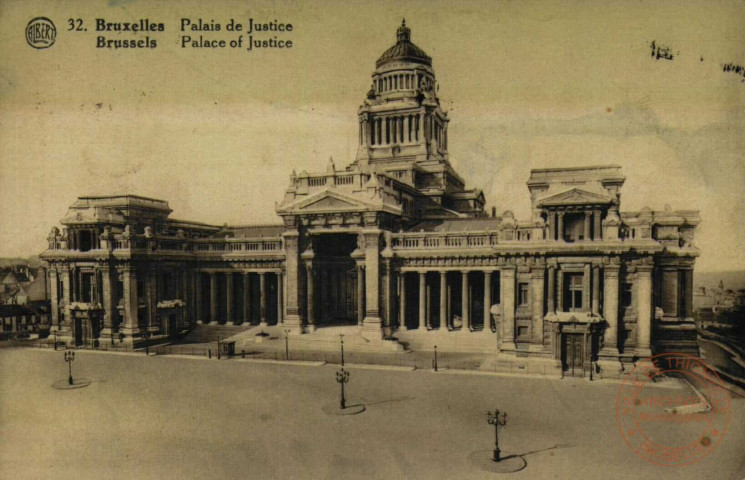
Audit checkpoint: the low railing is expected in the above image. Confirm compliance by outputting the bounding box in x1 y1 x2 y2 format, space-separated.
106 236 284 254
392 232 499 250
192 239 283 253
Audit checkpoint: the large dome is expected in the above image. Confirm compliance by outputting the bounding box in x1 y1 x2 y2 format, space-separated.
375 20 432 68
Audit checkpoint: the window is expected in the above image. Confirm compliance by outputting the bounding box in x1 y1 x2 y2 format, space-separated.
518 283 529 306
81 273 94 303
622 282 633 308
565 274 584 311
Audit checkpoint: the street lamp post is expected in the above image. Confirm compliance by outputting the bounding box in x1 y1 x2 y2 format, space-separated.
64 350 75 386
335 368 350 409
433 345 438 372
142 330 151 356
487 409 508 462
53 330 58 351
339 333 345 367
284 328 291 360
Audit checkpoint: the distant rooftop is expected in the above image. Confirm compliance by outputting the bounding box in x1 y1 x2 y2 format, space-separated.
71 195 172 212
406 217 500 233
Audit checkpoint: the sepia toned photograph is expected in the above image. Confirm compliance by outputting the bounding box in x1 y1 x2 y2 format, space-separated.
1 1 744 478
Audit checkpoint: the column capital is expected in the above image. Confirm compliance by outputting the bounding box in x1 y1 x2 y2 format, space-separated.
529 268 545 279
636 266 653 275
604 267 620 278
500 266 516 277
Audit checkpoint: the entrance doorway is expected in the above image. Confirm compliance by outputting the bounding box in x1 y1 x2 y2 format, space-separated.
74 317 84 346
561 333 584 377
311 233 360 326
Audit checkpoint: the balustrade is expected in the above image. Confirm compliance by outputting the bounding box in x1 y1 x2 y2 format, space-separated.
392 232 499 250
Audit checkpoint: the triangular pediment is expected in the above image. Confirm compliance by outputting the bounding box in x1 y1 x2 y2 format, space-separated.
302 195 359 211
279 189 377 214
538 188 611 207
61 210 97 224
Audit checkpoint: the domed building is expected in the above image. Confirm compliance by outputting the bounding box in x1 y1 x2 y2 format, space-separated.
40 21 701 379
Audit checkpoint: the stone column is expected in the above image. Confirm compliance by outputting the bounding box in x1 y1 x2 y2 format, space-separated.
547 266 556 314
548 212 556 241
557 268 564 313
483 271 492 332
363 230 382 331
461 271 470 331
418 272 426 330
49 269 59 331
69 267 76 303
557 212 565 242
500 268 516 352
683 269 693 319
282 230 303 333
592 266 600 314
100 266 115 336
121 266 140 336
593 210 602 240
426 281 432 329
398 273 407 330
601 265 620 356
583 264 591 312
60 268 72 333
259 272 268 327
179 270 190 330
305 266 314 330
242 273 251 324
77 268 83 302
530 267 545 346
636 267 653 357
584 212 592 241
147 270 158 331
439 271 448 330
356 264 364 326
226 272 234 325
277 272 284 325
195 273 203 324
209 272 217 325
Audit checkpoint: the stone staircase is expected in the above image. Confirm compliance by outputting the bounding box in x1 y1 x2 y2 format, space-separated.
178 324 255 344
392 328 498 353
226 325 405 353
655 323 699 355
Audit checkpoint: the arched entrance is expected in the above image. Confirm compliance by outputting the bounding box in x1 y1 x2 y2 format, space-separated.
310 233 360 326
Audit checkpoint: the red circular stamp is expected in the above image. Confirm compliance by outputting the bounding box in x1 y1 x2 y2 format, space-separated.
615 353 730 467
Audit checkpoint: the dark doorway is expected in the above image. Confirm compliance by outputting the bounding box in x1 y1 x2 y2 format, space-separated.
74 316 84 346
312 233 359 326
561 333 584 377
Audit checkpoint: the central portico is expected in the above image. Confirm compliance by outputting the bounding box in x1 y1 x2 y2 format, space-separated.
277 20 486 338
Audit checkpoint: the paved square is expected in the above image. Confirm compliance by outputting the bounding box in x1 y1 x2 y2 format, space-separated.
1 349 743 479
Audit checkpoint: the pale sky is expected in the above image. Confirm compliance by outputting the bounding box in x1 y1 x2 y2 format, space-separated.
1 0 744 272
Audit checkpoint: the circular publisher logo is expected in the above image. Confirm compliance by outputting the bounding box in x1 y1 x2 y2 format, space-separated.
615 353 730 467
26 17 56 49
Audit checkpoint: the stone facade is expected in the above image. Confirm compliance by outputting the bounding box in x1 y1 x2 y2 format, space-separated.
40 21 700 377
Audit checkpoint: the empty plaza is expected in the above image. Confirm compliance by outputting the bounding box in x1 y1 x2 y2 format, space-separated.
1 348 743 479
